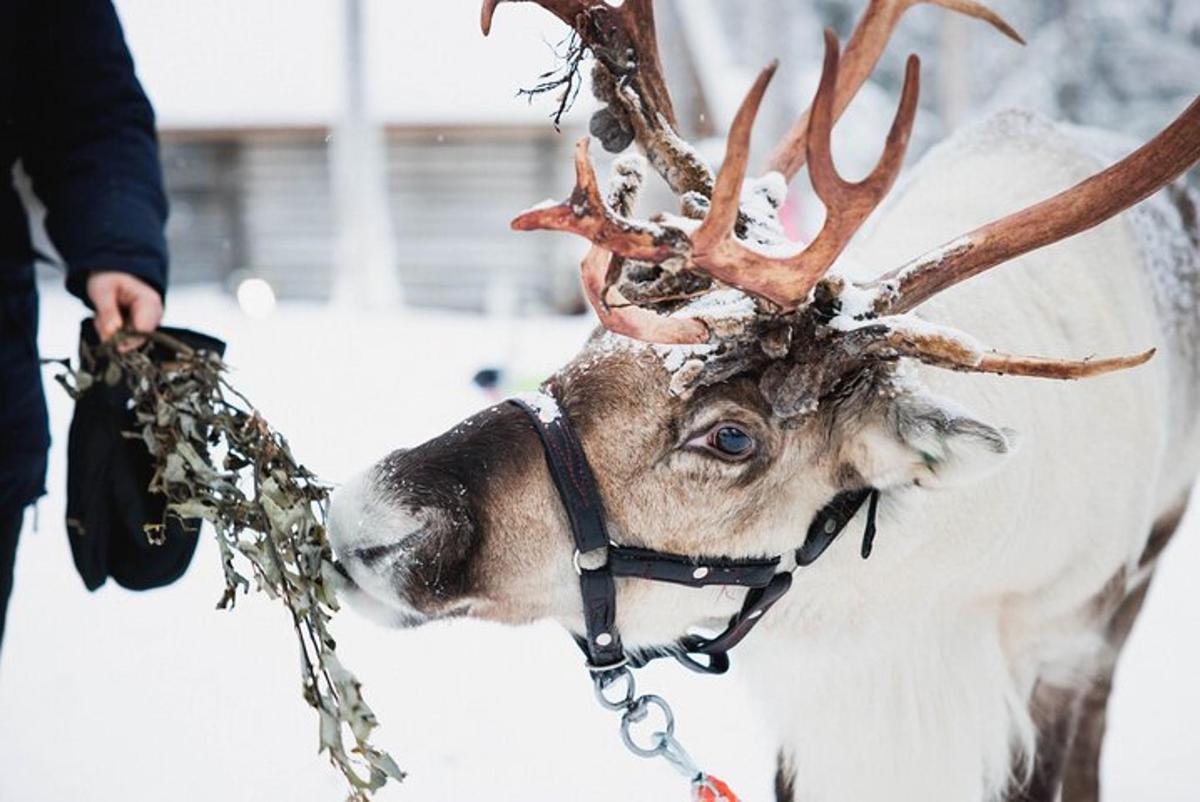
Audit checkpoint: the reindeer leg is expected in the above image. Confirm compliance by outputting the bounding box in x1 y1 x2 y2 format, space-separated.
1003 682 1079 802
774 750 796 802
1059 494 1191 801
1006 492 1190 802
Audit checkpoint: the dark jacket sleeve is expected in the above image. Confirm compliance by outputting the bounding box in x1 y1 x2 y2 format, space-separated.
19 0 168 301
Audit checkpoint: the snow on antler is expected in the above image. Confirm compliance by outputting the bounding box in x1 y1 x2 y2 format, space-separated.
491 0 1198 385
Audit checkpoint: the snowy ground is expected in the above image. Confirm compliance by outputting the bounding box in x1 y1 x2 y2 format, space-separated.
1 284 1197 802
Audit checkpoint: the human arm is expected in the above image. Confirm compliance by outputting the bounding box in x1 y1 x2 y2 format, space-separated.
18 0 168 340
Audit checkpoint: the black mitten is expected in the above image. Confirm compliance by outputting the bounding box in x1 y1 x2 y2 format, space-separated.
65 321 226 591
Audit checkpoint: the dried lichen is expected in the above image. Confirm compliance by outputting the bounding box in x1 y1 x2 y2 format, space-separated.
54 330 402 801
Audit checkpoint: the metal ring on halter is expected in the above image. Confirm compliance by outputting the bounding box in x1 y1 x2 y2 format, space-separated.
572 545 611 575
619 694 675 758
593 666 636 711
585 654 628 674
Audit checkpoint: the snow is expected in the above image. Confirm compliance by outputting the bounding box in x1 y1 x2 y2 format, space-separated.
654 211 704 236
746 171 788 213
512 390 561 424
1 283 1197 801
738 172 790 248
606 155 649 212
676 288 757 321
829 311 987 361
652 341 717 374
828 276 877 319
887 234 975 287
522 198 562 214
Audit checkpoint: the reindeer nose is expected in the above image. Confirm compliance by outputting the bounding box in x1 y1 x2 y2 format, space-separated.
326 464 447 624
330 401 537 619
328 465 427 554
327 468 381 558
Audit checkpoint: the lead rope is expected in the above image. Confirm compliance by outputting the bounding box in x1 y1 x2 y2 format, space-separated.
512 392 881 799
593 666 740 801
584 490 883 800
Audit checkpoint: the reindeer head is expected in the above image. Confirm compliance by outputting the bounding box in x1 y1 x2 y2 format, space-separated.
328 0 1198 650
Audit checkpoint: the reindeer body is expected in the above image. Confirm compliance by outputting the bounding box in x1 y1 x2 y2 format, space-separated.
328 3 1200 799
747 109 1200 801
329 107 1198 801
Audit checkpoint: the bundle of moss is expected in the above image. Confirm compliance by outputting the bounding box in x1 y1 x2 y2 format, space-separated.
54 329 402 800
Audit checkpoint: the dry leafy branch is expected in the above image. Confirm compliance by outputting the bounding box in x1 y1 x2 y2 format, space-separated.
54 329 402 800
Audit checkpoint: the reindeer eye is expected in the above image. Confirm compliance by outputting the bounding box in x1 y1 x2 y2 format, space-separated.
706 425 756 461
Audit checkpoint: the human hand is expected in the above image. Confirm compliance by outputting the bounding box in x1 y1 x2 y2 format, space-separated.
86 271 164 352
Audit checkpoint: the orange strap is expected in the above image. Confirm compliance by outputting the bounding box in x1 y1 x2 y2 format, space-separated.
692 774 740 802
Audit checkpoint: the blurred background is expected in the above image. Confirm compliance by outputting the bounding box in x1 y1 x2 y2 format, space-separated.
106 0 1200 314
2 1 1198 801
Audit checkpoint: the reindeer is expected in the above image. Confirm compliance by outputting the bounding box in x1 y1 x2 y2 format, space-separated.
328 1 1200 799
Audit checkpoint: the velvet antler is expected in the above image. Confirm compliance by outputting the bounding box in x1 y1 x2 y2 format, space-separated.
764 0 1023 180
491 0 1196 384
514 32 920 314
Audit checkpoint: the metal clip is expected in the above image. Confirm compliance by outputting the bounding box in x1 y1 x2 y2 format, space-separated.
619 694 675 758
593 666 636 711
587 663 713 791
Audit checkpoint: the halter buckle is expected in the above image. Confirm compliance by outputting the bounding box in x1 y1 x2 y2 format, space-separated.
572 545 609 575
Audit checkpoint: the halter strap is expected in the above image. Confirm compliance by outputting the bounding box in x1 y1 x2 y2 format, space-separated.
508 394 878 675
509 396 624 668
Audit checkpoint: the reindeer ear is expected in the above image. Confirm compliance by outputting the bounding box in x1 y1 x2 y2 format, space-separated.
854 392 1016 490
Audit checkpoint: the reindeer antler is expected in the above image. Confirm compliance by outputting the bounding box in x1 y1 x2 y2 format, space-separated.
491 0 1199 387
858 317 1157 380
765 0 1023 180
481 0 674 124
514 31 920 317
690 31 919 310
490 0 968 344
822 94 1200 379
483 0 713 198
868 95 1200 315
578 153 708 344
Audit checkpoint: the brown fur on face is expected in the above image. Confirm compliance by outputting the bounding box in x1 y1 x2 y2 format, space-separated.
359 332 890 643
341 320 1009 648
551 340 869 561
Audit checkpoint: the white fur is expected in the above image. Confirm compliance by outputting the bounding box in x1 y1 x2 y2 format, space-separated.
731 110 1199 802
327 110 1199 801
327 467 434 627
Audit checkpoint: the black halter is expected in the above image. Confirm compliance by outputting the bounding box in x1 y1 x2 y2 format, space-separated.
510 395 879 676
